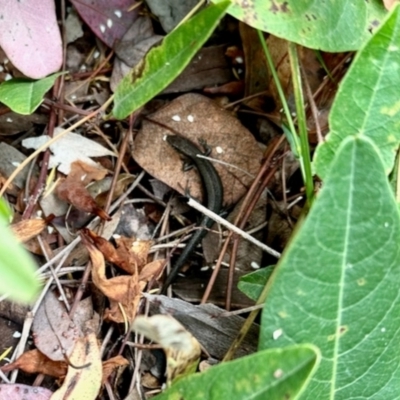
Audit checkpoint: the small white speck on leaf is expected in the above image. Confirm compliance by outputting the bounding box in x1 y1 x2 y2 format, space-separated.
6 118 12 122
273 369 283 378
187 115 194 122
172 115 181 122
107 19 113 28
13 331 22 338
251 261 260 269
99 24 106 33
273 328 283 340
381 327 386 333
114 10 122 18
216 146 223 154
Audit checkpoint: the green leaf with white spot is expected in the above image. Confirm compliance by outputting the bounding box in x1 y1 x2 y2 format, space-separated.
314 4 400 179
154 345 320 400
0 73 63 115
211 0 386 52
112 2 230 120
260 136 400 399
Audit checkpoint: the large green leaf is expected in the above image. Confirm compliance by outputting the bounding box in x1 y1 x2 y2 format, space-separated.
212 0 386 52
238 267 274 301
0 223 40 302
314 4 400 179
155 345 320 400
0 73 62 115
259 136 400 399
112 2 230 120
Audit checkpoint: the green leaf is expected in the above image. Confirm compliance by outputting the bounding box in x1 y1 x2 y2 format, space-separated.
0 73 63 115
259 136 400 398
0 198 12 224
238 267 274 301
154 345 320 400
212 0 386 52
112 2 230 120
0 223 40 303
314 4 400 179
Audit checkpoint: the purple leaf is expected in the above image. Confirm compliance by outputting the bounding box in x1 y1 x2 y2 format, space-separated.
71 0 139 48
0 0 62 79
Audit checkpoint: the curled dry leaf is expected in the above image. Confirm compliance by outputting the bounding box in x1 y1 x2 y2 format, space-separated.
101 355 130 384
133 315 201 384
1 349 67 378
10 218 47 243
55 161 111 221
84 228 153 274
82 233 164 323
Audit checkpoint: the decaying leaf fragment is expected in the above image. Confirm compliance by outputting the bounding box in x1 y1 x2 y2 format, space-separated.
55 160 111 221
1 349 67 378
10 218 47 243
133 315 201 385
82 232 164 323
84 228 152 274
50 319 102 400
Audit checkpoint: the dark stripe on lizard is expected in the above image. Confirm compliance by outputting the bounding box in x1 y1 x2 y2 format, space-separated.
161 135 223 294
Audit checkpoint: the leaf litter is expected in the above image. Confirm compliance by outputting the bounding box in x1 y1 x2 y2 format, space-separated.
0 0 358 398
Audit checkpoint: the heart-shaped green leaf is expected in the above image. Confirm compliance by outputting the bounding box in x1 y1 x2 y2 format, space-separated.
314 5 400 179
260 136 400 398
0 73 62 115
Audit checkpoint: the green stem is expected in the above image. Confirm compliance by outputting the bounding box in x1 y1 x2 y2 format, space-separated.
287 42 314 206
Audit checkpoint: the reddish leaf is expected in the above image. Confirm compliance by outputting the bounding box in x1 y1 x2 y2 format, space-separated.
0 383 52 399
71 0 139 48
1 349 67 378
0 0 62 78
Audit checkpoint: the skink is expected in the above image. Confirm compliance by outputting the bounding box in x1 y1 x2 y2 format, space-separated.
161 135 223 293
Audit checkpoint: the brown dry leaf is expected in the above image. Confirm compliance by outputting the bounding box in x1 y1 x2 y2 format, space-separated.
50 319 102 400
240 23 272 111
55 160 111 221
101 355 129 384
1 349 67 378
133 315 201 385
85 229 155 275
85 229 135 274
32 294 95 363
134 93 263 206
83 233 163 323
0 111 47 136
68 160 108 185
10 218 47 243
147 294 259 359
32 291 82 362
